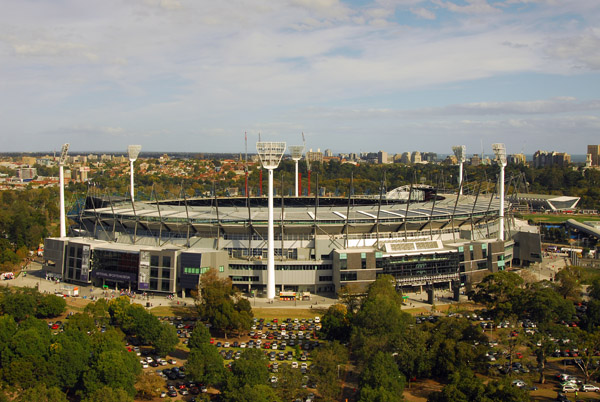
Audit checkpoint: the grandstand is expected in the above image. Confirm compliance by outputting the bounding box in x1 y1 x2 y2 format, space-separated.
43 188 542 298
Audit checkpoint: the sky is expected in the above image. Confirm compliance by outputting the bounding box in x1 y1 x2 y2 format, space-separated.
1 0 599 156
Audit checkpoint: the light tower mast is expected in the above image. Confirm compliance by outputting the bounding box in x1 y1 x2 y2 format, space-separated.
128 145 142 202
289 145 304 197
452 145 466 195
58 143 70 238
492 143 507 241
256 141 286 300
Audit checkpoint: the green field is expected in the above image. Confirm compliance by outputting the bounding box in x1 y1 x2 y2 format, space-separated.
521 213 600 224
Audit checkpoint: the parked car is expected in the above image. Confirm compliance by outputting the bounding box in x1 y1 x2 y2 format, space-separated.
581 384 600 392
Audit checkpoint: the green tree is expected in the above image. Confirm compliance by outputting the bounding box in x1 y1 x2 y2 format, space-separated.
471 271 524 319
36 294 67 318
81 386 134 402
15 383 67 402
274 363 307 402
49 329 91 391
0 291 36 321
320 303 351 341
187 342 227 386
83 348 141 397
310 341 349 402
359 351 405 402
189 324 212 349
228 348 269 388
222 384 281 402
554 266 583 300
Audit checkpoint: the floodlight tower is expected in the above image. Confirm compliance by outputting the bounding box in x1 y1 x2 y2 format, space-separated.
289 145 304 197
58 143 70 238
128 145 142 202
256 141 286 300
452 145 466 195
492 143 507 241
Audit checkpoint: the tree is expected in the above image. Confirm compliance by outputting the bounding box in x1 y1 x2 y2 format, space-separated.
274 364 307 402
188 323 212 349
0 291 36 321
523 283 574 325
15 383 67 402
49 329 91 391
153 323 179 356
81 386 134 402
36 294 67 318
359 351 405 402
194 268 252 338
554 266 583 300
427 369 487 402
222 384 281 402
186 343 227 386
310 342 349 402
135 372 164 400
393 326 432 386
572 329 600 383
471 271 524 319
320 304 351 341
228 348 269 389
83 348 141 397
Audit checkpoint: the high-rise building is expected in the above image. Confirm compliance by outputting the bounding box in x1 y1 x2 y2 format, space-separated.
377 150 388 164
508 153 526 165
533 150 571 168
306 149 323 163
324 149 333 157
400 152 411 164
588 145 600 166
412 151 422 164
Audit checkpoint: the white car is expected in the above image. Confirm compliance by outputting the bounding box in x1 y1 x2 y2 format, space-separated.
581 384 600 392
562 385 578 393
270 376 278 383
240 342 246 348
292 361 299 368
315 317 320 323
511 380 525 388
223 342 230 348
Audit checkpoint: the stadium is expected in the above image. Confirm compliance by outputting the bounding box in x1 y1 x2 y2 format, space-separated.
43 184 542 300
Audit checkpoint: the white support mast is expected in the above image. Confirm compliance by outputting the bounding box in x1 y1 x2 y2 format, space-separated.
492 143 507 241
256 141 286 300
289 145 304 197
128 145 142 202
452 145 466 195
59 143 70 238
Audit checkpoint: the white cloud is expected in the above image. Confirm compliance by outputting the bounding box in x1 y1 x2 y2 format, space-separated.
410 7 436 19
431 0 501 14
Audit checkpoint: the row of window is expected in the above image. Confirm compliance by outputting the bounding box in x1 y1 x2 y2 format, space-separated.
229 264 332 271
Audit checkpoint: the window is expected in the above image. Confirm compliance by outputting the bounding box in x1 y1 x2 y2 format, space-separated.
150 255 159 267
319 276 333 282
162 256 171 267
340 253 347 270
161 281 170 292
361 252 367 269
161 268 171 279
340 272 357 281
219 265 224 272
150 268 159 278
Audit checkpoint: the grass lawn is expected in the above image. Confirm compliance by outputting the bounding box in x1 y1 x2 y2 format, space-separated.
252 307 326 321
521 214 600 224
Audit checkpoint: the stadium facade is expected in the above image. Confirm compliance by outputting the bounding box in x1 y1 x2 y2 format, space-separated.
43 188 542 298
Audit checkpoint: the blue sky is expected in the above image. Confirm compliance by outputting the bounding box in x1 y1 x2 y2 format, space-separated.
1 0 599 156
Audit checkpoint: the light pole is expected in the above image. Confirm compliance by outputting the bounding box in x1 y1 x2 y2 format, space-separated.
256 141 286 300
492 143 507 241
58 143 70 238
127 145 142 202
452 145 466 195
289 145 304 197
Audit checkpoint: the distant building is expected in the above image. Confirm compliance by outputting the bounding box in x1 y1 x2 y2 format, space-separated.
17 167 37 180
400 152 411 164
306 149 324 163
377 151 389 164
508 153 526 165
100 154 112 162
470 155 481 166
421 152 437 162
588 145 600 166
21 156 37 166
533 151 571 168
324 149 333 157
412 151 422 164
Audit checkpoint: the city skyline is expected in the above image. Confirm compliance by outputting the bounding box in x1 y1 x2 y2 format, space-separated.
1 0 599 154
